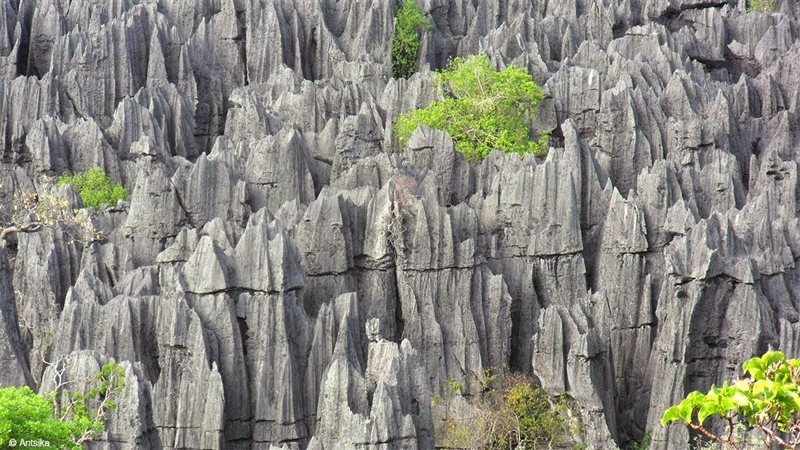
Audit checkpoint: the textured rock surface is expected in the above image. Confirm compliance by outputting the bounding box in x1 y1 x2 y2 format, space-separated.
0 0 799 448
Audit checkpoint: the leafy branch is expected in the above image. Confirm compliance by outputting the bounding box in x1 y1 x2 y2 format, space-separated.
0 360 126 449
662 350 800 449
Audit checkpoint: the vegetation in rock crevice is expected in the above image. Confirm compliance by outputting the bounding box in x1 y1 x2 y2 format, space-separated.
434 371 584 449
57 167 128 210
391 0 430 79
395 54 549 162
0 177 102 247
747 0 776 12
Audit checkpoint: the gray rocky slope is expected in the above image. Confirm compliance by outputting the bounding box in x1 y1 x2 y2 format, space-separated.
0 0 798 448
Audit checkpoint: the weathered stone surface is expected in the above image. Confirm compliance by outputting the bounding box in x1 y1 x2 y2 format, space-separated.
0 248 32 387
39 351 161 449
311 295 429 449
121 159 186 266
533 305 618 448
172 152 247 228
51 294 226 449
3 0 800 449
232 209 305 293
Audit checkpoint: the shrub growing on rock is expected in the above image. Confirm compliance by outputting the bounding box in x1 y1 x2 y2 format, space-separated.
485 376 571 449
662 350 800 449
0 362 126 449
433 372 580 449
391 0 430 79
747 0 776 12
394 54 548 162
57 167 128 209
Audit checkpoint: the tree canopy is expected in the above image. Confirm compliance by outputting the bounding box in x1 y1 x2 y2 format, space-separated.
391 0 430 79
0 362 126 449
394 54 548 162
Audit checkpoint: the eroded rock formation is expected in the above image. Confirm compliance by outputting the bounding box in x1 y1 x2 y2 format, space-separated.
1 0 799 448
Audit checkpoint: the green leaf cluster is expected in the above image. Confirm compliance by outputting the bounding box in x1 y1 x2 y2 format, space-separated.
0 362 126 449
747 0 775 12
391 0 430 79
81 362 127 411
57 167 129 209
0 386 82 449
394 54 548 162
662 351 800 448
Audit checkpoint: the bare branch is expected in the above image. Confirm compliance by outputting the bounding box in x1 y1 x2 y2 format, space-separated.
0 222 43 242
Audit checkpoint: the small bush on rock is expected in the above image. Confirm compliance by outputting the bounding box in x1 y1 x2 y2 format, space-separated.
747 0 775 12
57 167 128 209
394 54 548 162
433 372 578 449
391 0 430 79
485 375 570 450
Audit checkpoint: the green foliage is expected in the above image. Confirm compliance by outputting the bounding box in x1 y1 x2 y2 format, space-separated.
0 362 126 449
57 167 128 209
662 350 800 449
747 0 776 12
485 379 568 450
394 54 548 162
479 366 499 393
448 377 464 395
627 431 652 450
0 386 81 449
391 0 430 79
433 372 575 449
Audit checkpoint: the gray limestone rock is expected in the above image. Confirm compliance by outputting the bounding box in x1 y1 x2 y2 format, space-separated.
0 248 32 387
5 0 800 448
311 297 429 449
331 101 385 182
121 159 186 266
51 291 231 448
39 351 161 449
232 209 305 293
473 148 583 259
13 223 82 382
172 152 246 228
238 290 311 447
243 130 316 214
532 305 619 449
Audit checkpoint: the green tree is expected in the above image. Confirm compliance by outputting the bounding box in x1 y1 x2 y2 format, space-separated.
394 54 548 162
0 362 126 449
662 350 800 449
391 0 430 79
0 386 79 449
56 167 128 209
